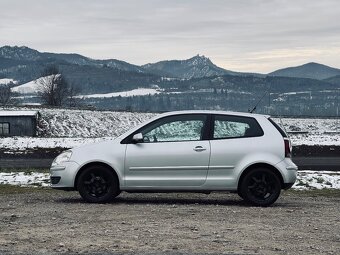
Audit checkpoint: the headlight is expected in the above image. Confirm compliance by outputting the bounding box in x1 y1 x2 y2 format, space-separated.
52 150 72 166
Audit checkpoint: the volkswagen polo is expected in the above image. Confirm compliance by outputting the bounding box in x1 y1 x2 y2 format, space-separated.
50 110 297 206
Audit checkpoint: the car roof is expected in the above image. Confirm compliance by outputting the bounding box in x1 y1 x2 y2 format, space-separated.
157 110 270 119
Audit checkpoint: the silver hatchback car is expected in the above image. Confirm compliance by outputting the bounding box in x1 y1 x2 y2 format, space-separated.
50 110 297 206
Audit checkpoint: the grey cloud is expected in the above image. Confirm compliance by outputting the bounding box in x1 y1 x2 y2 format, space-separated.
0 0 340 72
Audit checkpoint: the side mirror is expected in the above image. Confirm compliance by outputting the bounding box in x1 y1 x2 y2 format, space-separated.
132 133 143 143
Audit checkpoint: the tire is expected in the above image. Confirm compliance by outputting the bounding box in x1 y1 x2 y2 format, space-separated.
237 189 244 199
240 168 281 207
77 165 120 203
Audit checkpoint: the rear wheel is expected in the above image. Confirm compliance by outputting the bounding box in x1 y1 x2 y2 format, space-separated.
77 165 120 203
240 168 281 206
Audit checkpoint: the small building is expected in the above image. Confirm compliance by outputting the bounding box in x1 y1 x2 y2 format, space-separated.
0 110 39 137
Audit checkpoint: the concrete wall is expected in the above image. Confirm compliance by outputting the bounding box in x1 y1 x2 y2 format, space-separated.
0 116 37 137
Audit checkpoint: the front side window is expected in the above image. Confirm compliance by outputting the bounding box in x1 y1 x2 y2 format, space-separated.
213 115 263 139
0 123 10 135
139 115 207 143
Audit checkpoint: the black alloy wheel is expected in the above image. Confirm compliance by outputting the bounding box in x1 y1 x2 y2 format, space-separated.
240 168 281 206
77 165 119 203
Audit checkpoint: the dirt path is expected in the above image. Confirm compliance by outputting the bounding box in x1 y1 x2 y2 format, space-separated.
0 188 339 255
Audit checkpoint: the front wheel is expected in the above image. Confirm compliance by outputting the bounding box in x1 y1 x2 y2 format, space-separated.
77 165 120 203
240 168 281 207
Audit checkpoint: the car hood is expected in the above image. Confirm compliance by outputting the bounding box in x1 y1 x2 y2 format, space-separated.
71 139 118 151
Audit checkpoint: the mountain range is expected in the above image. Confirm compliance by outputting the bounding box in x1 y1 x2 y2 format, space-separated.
0 45 340 95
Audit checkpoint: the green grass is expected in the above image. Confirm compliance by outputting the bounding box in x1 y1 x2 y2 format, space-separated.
285 189 340 198
0 168 49 173
0 184 54 195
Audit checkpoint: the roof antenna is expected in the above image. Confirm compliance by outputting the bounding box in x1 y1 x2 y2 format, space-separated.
249 91 268 113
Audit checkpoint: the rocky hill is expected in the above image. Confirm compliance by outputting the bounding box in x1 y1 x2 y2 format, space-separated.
269 62 340 80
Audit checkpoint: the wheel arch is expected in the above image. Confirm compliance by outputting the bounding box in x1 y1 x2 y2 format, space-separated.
74 161 120 190
237 163 284 191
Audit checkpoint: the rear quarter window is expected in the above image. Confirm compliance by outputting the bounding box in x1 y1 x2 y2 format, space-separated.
213 115 264 139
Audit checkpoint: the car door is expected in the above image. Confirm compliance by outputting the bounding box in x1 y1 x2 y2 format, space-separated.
207 114 264 188
124 114 210 188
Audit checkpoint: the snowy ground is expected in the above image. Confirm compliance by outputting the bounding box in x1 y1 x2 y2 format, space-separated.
0 172 50 187
0 107 339 150
11 79 40 94
0 78 17 85
75 88 161 98
1 170 339 190
293 171 340 190
0 137 112 151
274 117 340 146
36 108 155 137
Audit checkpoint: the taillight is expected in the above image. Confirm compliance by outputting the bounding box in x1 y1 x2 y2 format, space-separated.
284 139 291 158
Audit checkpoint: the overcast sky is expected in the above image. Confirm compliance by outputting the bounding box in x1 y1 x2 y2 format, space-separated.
1 0 340 73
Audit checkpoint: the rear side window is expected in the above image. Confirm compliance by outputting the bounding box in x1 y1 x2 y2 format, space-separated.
213 115 263 139
268 118 287 138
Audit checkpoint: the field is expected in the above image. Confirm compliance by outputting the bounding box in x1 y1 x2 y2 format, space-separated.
0 107 339 255
0 108 339 151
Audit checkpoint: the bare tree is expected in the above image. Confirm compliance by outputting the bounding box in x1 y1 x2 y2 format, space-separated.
37 66 71 106
65 82 81 107
0 83 15 106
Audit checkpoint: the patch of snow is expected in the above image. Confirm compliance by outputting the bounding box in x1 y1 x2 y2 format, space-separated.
35 108 155 138
273 117 340 146
13 95 37 99
273 97 285 102
293 171 340 190
161 77 178 81
0 172 50 187
290 134 340 146
0 137 114 150
280 91 311 96
0 78 17 85
0 108 156 150
11 79 40 94
19 103 42 106
76 88 161 98
0 110 38 117
11 75 58 94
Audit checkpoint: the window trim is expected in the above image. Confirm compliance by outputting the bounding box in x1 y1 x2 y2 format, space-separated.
121 114 210 144
210 114 264 140
0 122 10 136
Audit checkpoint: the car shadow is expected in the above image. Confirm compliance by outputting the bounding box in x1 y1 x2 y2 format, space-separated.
114 196 249 206
55 193 295 208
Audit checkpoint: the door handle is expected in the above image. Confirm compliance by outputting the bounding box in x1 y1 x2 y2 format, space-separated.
193 146 206 152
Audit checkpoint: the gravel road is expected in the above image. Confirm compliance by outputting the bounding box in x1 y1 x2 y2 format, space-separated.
0 189 339 255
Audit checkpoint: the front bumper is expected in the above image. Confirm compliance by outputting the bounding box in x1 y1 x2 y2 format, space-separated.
50 161 80 189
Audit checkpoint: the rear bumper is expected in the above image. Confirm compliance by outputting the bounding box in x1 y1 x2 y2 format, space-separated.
283 183 295 190
275 158 298 188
